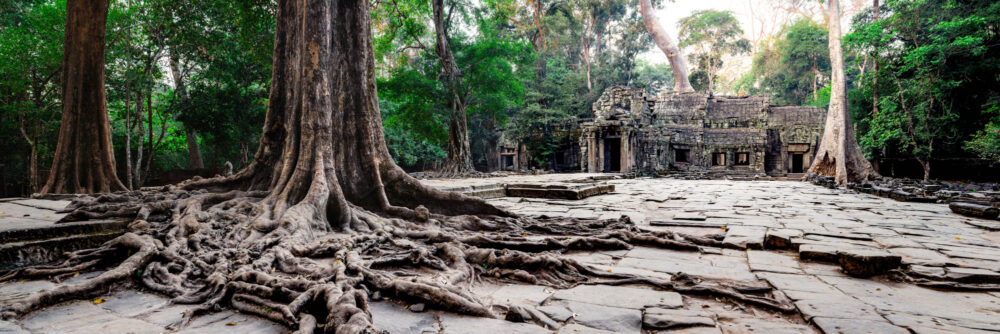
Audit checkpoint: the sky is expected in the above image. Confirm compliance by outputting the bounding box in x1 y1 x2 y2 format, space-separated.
639 0 868 91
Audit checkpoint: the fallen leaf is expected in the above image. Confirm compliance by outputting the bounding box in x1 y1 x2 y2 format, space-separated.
607 269 612 272
954 237 961 240
225 322 237 326
93 298 105 304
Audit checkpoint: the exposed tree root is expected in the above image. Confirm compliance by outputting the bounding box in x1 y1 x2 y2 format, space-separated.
1 185 797 333
891 270 1000 291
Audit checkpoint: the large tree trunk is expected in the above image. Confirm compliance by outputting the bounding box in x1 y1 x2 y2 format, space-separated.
638 0 694 93
187 0 499 228
806 0 878 186
432 0 475 176
41 0 126 194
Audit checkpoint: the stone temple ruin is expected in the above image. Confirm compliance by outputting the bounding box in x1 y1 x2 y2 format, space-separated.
581 86 827 176
498 86 828 177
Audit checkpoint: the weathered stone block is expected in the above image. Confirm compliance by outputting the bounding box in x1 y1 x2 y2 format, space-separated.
949 202 999 219
837 249 902 277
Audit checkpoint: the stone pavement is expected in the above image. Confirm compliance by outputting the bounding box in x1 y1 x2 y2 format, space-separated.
2 175 1000 333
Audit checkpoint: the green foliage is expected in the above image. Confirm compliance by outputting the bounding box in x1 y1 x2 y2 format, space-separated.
0 0 66 195
506 0 652 168
0 0 700 193
846 0 1000 166
677 9 750 93
737 18 829 105
379 97 447 169
631 60 674 96
965 105 1000 163
374 2 533 169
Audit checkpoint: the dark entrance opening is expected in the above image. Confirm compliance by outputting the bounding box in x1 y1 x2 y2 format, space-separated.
502 155 514 171
604 138 621 172
712 152 726 166
791 153 804 173
735 152 750 165
675 149 690 163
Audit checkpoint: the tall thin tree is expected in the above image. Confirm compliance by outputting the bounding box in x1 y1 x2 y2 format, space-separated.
638 0 694 93
807 0 878 186
433 0 475 176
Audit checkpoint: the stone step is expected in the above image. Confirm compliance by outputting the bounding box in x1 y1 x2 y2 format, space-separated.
0 219 127 244
1 199 127 271
0 231 123 271
435 182 615 200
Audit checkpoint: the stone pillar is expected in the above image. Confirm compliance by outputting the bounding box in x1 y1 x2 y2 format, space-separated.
621 129 632 173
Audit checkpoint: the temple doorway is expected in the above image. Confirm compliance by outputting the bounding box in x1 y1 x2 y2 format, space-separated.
604 138 621 172
791 153 804 173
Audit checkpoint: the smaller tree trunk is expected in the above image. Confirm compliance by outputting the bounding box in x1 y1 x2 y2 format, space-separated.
41 0 126 194
125 90 133 190
18 120 39 193
532 0 545 51
638 0 694 93
134 90 144 188
582 33 592 92
872 0 879 116
168 49 204 169
433 0 475 175
919 159 931 182
184 127 204 168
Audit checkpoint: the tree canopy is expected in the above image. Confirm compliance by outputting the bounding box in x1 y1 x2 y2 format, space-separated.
2 0 1000 196
677 9 751 93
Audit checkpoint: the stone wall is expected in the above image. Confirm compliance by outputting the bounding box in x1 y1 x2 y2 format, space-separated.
579 86 826 176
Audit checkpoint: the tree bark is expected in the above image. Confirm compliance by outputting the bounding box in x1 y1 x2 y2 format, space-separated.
41 0 126 194
638 0 694 93
134 90 144 188
919 159 931 182
871 0 879 116
182 0 501 229
531 0 545 51
806 0 878 186
432 0 475 176
18 119 39 193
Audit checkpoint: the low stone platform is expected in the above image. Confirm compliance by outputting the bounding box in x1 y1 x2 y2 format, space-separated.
431 174 615 200
0 199 126 271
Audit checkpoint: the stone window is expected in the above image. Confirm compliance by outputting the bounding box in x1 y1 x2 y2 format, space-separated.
735 152 750 165
675 149 690 163
712 152 726 166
